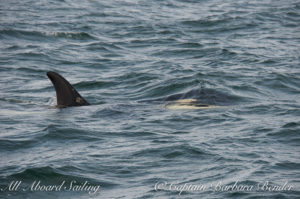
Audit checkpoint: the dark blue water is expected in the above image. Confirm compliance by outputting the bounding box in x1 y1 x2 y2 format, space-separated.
1 0 300 198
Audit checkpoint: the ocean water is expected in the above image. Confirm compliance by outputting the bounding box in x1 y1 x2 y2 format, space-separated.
0 0 300 198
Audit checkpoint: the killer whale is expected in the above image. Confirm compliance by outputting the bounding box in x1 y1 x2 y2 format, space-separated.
47 71 225 109
47 71 89 107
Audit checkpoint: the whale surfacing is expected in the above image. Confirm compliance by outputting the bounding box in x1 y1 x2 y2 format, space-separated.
47 71 89 108
47 71 222 109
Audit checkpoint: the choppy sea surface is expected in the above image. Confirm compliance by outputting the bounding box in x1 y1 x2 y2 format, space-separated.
0 0 300 198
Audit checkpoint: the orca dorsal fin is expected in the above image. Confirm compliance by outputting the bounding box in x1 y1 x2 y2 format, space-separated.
47 71 89 107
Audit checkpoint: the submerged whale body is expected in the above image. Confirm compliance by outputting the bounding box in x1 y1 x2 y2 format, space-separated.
47 71 89 107
47 71 228 109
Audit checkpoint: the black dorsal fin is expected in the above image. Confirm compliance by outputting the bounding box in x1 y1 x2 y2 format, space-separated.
47 71 89 107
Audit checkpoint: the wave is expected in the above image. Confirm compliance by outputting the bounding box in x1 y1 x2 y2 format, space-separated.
0 29 96 40
7 166 97 183
42 125 101 142
0 139 36 151
266 122 300 145
255 72 300 94
132 143 212 159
